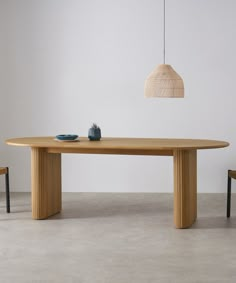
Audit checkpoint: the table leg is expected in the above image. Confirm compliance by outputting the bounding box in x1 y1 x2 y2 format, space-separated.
174 149 197 228
31 148 61 219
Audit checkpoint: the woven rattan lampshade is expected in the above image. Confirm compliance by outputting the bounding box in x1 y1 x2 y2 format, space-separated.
144 64 184 98
144 0 184 98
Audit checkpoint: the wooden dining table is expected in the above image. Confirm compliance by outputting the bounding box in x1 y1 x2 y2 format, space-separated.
6 136 229 228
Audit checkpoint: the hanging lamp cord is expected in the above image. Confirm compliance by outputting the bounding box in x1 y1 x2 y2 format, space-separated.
163 0 166 64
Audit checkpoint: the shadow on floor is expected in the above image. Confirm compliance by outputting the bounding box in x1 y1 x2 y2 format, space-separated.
49 200 172 220
193 216 236 229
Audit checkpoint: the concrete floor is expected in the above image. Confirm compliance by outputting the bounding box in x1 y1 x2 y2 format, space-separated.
0 192 236 283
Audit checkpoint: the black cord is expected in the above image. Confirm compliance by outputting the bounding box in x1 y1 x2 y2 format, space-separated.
163 0 166 64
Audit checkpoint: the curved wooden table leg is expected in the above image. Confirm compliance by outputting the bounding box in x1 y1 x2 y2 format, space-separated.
174 150 197 228
31 148 61 219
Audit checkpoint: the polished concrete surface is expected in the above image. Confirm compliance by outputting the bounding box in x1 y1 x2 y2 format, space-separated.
0 192 236 283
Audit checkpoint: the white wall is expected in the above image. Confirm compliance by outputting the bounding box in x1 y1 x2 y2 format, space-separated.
0 0 235 193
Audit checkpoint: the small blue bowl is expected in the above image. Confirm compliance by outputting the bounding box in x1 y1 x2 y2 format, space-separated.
56 134 78 141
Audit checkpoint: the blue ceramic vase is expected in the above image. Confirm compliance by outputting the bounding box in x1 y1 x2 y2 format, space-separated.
88 124 101 141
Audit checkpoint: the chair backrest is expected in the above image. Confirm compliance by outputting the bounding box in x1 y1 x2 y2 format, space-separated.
0 167 8 175
229 170 236 180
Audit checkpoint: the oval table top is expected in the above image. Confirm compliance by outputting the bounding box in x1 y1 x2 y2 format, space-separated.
6 137 229 156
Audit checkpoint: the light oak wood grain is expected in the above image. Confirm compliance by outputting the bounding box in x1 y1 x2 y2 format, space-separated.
6 136 229 228
6 137 229 152
174 150 197 228
31 148 61 219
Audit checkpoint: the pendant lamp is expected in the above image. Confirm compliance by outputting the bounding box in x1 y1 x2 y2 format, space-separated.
144 0 184 98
